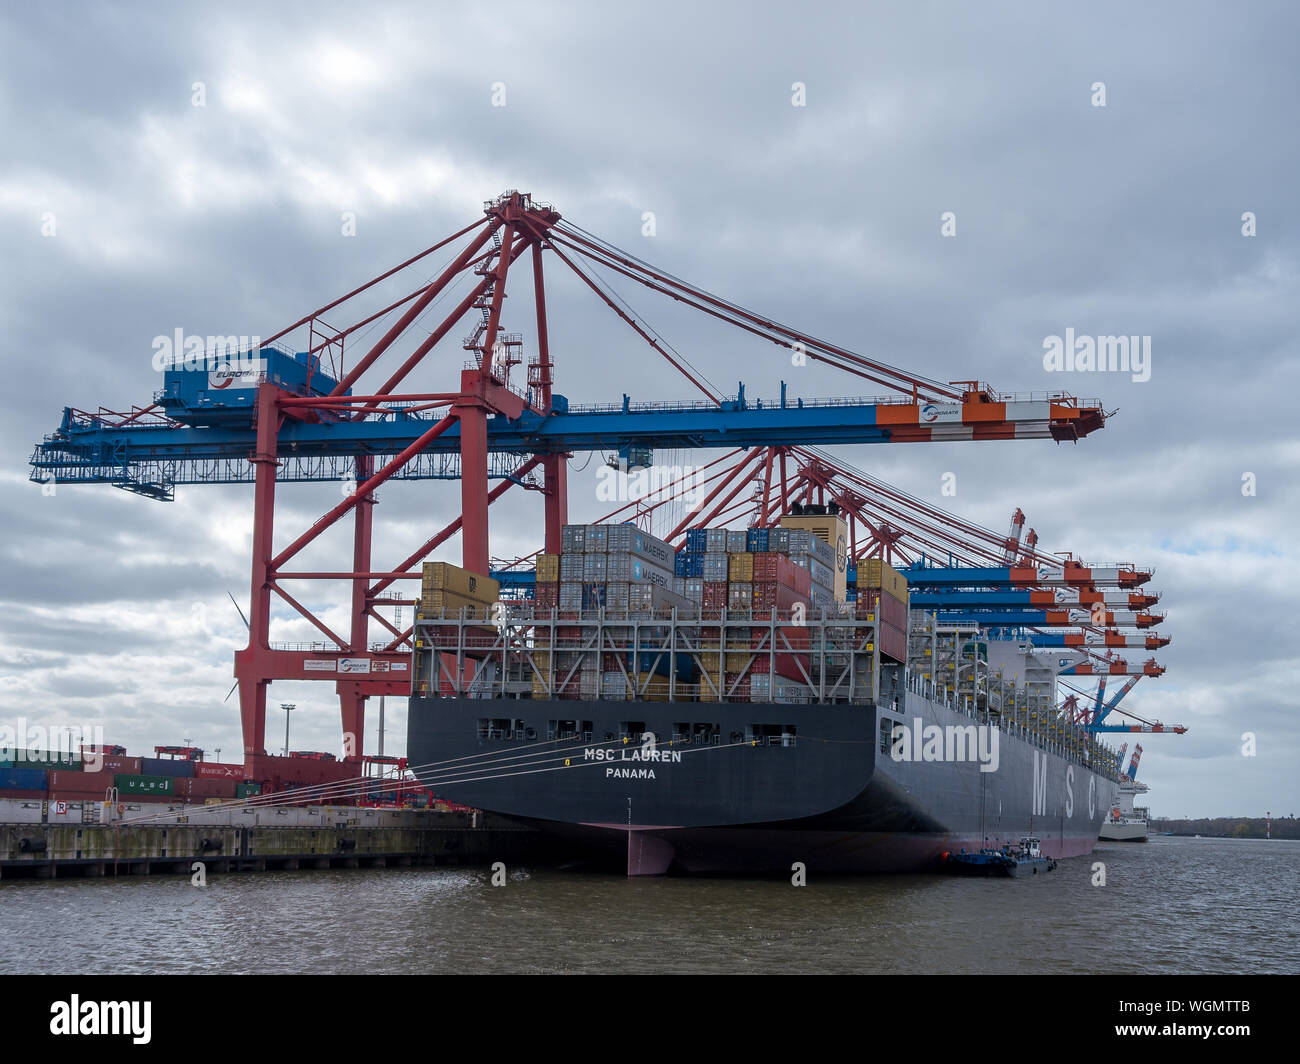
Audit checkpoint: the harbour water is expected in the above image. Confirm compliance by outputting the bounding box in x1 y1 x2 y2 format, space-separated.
2 836 1294 974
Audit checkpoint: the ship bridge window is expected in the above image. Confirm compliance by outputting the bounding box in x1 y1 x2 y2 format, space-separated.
671 722 719 745
747 724 796 747
478 718 514 740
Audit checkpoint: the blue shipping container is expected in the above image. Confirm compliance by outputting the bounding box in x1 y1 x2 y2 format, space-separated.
1 768 48 791
674 553 688 577
685 529 708 552
747 528 770 551
140 757 196 779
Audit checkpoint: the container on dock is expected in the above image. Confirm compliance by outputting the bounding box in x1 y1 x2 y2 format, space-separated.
1 767 48 791
141 757 195 779
114 774 175 795
97 754 142 775
194 761 246 781
8 749 80 771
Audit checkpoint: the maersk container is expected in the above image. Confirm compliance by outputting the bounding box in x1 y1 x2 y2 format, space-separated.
1 767 48 791
115 774 175 795
629 559 673 588
141 757 195 779
605 526 674 569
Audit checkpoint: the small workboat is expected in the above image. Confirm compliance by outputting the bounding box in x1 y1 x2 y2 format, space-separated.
942 836 1058 877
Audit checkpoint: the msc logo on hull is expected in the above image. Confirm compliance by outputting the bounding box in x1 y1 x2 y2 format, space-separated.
1032 751 1094 819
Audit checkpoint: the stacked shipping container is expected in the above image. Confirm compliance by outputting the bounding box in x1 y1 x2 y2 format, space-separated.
856 558 910 662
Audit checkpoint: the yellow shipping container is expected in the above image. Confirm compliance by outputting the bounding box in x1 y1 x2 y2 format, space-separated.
856 558 908 602
417 588 495 620
700 652 723 673
728 552 754 582
535 553 560 584
421 561 500 601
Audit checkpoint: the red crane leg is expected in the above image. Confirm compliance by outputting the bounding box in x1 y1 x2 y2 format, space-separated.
458 396 490 575
235 383 281 762
543 454 567 554
343 455 374 762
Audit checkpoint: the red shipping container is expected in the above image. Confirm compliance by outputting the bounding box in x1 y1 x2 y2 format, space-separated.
94 754 143 775
183 777 238 799
723 673 751 701
857 589 907 629
702 582 729 611
49 769 117 793
880 622 908 663
0 788 45 799
535 582 559 610
752 581 811 614
194 761 245 781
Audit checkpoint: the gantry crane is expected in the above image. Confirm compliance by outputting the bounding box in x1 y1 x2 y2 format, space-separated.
30 190 1113 772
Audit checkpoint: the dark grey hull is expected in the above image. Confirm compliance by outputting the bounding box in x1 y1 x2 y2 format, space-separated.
407 693 1117 875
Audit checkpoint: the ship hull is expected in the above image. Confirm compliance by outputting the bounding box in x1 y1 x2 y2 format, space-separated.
408 693 1117 875
1099 820 1149 842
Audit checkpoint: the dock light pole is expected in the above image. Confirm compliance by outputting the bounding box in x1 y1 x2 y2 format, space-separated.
281 703 295 757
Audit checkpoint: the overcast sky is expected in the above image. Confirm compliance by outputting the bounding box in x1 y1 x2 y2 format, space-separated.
1 1 1296 818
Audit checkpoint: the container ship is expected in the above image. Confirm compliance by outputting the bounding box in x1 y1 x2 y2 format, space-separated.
406 512 1121 875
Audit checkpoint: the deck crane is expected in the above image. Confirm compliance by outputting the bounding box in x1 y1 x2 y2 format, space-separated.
1002 508 1026 563
30 191 1112 773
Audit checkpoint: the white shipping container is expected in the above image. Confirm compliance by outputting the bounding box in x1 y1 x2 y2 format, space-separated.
705 528 730 552
584 524 609 553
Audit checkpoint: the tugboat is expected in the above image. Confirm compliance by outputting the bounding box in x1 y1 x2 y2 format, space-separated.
942 836 1057 877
